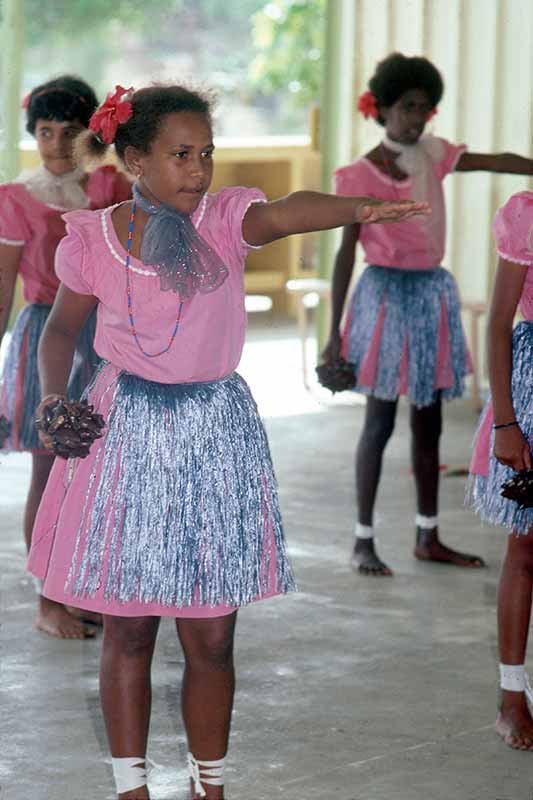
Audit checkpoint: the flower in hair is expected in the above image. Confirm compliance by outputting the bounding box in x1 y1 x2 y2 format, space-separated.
89 85 134 144
21 92 31 110
357 90 378 120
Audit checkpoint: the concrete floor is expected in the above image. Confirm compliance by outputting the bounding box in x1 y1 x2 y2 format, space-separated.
1 318 532 800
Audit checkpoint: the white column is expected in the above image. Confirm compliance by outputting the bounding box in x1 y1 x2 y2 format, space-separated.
1 0 25 180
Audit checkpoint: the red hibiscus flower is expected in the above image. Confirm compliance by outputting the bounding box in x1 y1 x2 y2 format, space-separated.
89 85 134 144
357 90 378 120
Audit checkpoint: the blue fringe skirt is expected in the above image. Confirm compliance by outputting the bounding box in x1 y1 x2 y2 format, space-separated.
467 322 533 534
342 265 471 408
0 303 98 452
28 364 296 615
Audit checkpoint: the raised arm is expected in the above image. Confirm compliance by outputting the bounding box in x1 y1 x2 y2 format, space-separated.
456 152 533 175
0 244 23 345
322 223 360 363
242 190 429 247
488 258 532 471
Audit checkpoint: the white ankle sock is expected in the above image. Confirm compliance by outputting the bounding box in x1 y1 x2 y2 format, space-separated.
355 523 374 540
499 663 533 703
415 514 438 529
111 757 147 794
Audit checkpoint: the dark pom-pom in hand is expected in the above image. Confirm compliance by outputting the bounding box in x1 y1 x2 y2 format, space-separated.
35 399 105 459
500 470 533 509
315 358 356 394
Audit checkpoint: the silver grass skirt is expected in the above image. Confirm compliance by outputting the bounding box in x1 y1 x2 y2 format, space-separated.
344 265 470 408
0 303 98 451
467 322 533 534
65 368 295 607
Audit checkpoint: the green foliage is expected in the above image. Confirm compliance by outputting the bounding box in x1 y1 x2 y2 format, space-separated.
23 0 171 44
250 0 325 107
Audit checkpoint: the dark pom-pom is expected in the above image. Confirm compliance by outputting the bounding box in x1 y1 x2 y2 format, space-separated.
501 470 533 509
35 398 105 459
315 358 356 394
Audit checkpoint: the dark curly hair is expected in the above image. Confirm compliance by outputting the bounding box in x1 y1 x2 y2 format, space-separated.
76 84 215 167
26 75 98 135
369 53 444 126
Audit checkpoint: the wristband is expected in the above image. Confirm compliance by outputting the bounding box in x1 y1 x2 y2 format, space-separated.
493 420 519 430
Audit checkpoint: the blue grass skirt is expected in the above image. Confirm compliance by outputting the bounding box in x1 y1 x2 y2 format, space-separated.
28 364 296 615
342 265 471 408
467 322 533 534
0 303 98 452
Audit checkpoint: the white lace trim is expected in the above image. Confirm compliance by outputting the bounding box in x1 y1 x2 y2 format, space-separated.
101 207 157 276
497 248 533 267
0 236 24 246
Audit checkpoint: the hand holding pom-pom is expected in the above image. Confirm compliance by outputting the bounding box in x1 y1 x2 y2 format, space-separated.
315 358 356 394
500 470 533 509
35 398 105 459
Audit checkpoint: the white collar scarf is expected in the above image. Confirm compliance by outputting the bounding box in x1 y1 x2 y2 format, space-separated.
382 133 445 203
16 165 89 211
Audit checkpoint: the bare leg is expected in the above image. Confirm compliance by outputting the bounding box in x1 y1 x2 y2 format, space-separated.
176 612 238 799
496 532 533 750
27 452 95 638
353 396 397 576
410 398 484 567
100 615 160 799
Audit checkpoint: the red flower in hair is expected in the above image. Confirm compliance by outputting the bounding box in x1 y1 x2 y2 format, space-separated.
427 106 438 121
357 90 378 120
21 92 31 110
89 85 134 144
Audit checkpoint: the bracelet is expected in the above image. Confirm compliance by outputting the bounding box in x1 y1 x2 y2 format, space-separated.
40 393 66 407
493 420 519 430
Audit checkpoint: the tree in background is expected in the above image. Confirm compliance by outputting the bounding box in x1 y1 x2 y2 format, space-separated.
250 0 324 113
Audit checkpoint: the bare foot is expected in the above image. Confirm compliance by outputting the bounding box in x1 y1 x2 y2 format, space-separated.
36 596 95 639
414 527 485 568
66 606 103 626
496 693 533 750
351 537 393 576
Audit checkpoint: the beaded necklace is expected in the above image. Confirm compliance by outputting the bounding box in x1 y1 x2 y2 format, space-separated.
125 201 184 358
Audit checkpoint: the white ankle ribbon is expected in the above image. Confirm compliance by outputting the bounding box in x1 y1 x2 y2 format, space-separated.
355 523 374 540
111 757 149 794
187 753 225 798
415 514 439 529
499 664 533 704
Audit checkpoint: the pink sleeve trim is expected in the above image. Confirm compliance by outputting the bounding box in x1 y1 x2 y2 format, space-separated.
242 198 267 250
496 248 533 267
0 236 24 246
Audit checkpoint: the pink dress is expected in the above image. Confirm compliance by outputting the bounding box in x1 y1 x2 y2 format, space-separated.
27 187 296 617
0 166 132 452
468 192 533 533
335 139 471 408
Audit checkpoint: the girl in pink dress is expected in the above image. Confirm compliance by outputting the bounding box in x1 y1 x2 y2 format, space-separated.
0 75 131 640
468 192 533 751
322 52 533 576
27 82 427 799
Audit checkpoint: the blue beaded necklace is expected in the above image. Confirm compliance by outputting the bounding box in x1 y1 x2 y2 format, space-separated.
125 201 184 358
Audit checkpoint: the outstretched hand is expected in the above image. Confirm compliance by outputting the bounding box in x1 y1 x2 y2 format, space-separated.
356 198 431 224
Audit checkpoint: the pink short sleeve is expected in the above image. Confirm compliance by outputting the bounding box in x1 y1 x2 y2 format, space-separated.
493 192 533 266
0 185 30 245
87 165 132 209
212 186 267 261
334 162 370 197
433 138 467 180
54 212 95 295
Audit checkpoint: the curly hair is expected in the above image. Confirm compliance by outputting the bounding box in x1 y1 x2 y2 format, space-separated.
368 53 444 125
25 75 98 135
76 83 215 167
